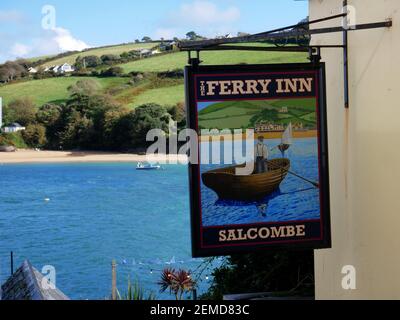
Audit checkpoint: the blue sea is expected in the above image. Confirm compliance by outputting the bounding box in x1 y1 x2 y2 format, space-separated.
201 138 320 226
0 163 216 300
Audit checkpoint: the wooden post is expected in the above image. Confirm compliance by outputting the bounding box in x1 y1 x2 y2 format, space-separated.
10 251 14 275
111 260 117 300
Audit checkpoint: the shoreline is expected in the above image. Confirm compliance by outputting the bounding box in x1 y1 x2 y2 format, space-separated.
0 150 187 164
200 130 318 141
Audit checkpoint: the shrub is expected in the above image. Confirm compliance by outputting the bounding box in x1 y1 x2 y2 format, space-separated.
100 66 124 77
22 124 47 148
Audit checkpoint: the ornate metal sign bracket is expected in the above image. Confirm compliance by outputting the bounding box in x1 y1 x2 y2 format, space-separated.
179 2 392 109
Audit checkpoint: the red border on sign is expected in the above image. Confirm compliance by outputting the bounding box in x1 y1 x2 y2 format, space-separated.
192 70 324 249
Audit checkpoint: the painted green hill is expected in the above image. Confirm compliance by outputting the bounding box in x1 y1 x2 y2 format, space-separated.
198 98 316 130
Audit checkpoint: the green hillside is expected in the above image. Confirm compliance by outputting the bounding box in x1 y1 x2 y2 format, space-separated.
118 49 307 73
38 42 158 67
0 44 308 112
198 98 316 130
129 84 184 108
0 77 129 106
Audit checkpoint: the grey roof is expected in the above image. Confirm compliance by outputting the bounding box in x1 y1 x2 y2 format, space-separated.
1 260 69 300
8 123 23 128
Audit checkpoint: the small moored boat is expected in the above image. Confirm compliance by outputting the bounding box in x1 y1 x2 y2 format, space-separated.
136 162 161 170
0 145 16 152
202 158 290 201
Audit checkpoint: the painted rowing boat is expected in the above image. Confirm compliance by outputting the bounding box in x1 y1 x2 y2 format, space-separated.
201 158 290 201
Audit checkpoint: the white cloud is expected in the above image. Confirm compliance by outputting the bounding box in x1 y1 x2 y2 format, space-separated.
51 27 89 52
176 1 240 26
10 43 31 57
4 27 90 62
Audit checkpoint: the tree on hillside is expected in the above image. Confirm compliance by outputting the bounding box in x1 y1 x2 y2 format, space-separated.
36 104 62 127
124 103 171 147
22 124 47 148
100 66 124 77
7 97 37 126
36 103 63 149
186 31 198 41
100 54 121 65
168 102 186 129
0 61 28 83
142 36 152 42
75 55 102 69
60 110 94 150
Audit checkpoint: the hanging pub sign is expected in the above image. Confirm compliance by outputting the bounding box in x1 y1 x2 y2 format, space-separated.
185 62 331 257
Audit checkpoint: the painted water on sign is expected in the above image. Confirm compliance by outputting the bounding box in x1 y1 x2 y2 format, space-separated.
200 138 320 227
0 163 215 299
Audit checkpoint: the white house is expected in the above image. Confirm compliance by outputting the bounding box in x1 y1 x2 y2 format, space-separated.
59 63 75 73
139 49 152 57
28 67 37 74
3 123 26 133
44 63 75 74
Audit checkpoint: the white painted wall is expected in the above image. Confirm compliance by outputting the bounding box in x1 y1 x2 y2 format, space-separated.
309 0 400 299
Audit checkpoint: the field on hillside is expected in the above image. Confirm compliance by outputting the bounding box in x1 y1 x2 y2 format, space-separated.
38 42 159 67
1 46 308 112
198 98 316 130
129 84 184 108
0 77 129 106
119 50 308 73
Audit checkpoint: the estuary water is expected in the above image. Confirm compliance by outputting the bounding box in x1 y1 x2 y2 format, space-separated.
0 162 213 300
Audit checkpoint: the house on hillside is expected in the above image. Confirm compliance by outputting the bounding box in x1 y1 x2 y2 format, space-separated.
139 49 152 57
159 42 176 51
28 67 37 74
44 63 75 74
59 63 75 73
3 123 26 133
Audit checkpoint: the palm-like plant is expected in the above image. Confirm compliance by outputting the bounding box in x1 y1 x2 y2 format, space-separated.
158 268 196 300
117 277 156 300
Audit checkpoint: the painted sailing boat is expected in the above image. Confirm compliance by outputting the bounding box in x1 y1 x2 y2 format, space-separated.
278 122 293 153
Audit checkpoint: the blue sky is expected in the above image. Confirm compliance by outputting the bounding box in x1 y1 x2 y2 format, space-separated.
0 0 308 62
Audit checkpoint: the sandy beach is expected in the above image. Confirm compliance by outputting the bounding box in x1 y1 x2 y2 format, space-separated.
0 149 188 164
